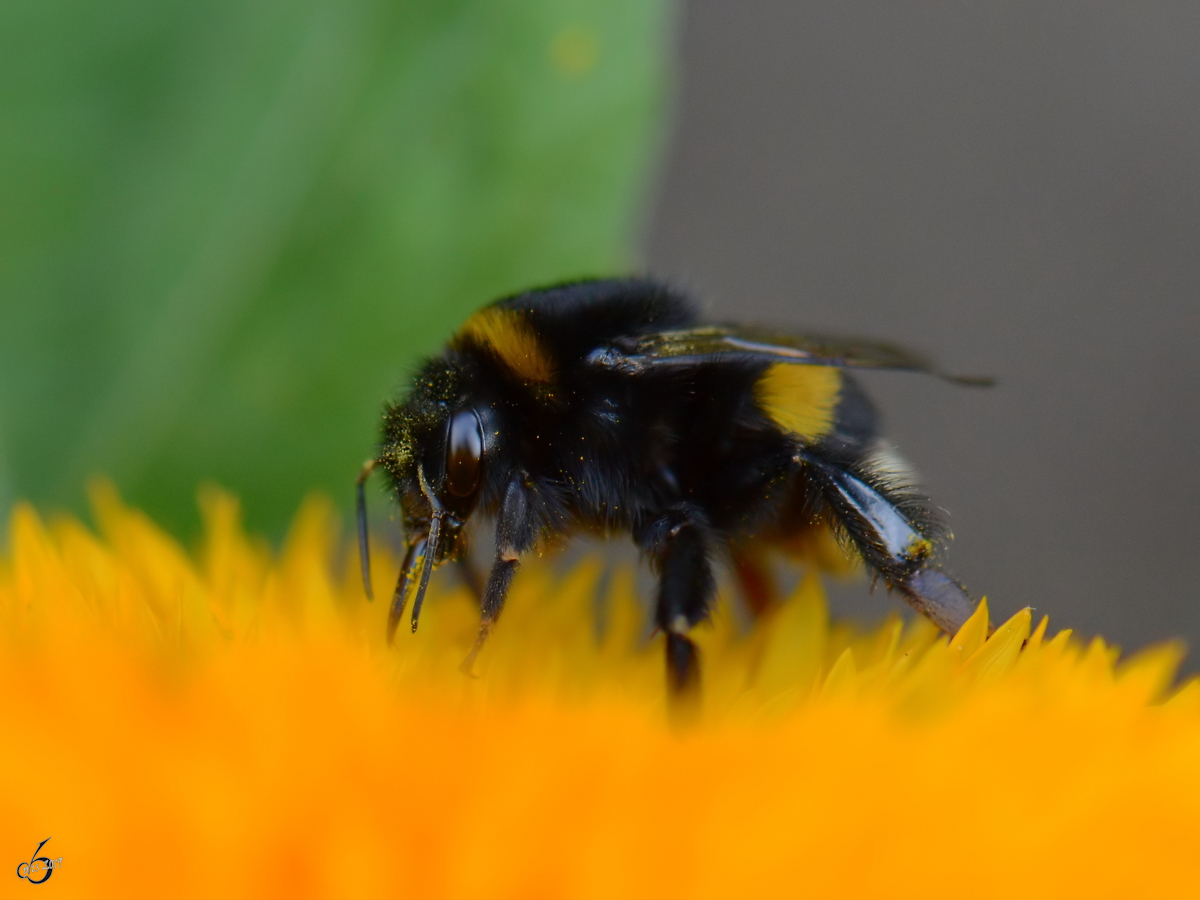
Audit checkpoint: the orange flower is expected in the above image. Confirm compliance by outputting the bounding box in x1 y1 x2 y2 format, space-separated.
2 483 1199 898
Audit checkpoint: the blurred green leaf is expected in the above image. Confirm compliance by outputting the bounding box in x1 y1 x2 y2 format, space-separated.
0 0 672 534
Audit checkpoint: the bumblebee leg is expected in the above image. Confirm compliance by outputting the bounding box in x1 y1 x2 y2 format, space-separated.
637 506 716 697
805 455 976 634
730 546 777 617
460 474 537 675
896 568 976 635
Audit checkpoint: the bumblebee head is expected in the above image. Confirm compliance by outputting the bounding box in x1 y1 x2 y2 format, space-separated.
362 356 490 640
383 361 487 526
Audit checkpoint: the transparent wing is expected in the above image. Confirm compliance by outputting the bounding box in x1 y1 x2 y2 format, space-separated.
586 325 992 386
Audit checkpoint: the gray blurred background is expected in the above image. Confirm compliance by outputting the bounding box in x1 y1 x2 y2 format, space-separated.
646 1 1200 656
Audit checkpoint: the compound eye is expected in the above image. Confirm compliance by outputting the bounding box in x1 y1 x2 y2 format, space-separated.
445 408 484 498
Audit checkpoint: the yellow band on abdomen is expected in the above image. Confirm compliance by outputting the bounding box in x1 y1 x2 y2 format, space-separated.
754 364 841 441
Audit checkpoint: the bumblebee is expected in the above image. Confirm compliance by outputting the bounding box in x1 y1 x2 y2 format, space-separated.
357 278 987 694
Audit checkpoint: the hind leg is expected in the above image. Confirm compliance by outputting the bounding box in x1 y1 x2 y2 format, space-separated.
802 452 977 634
730 547 778 618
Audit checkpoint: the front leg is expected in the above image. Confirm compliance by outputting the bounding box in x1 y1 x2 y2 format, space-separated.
636 505 717 696
460 472 539 674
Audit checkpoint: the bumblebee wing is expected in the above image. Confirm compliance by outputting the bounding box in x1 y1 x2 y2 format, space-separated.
587 325 992 385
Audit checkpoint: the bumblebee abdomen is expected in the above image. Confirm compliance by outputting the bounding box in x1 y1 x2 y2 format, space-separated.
753 363 843 443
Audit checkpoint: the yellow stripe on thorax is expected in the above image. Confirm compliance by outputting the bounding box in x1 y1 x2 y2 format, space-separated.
456 307 555 383
755 363 841 441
